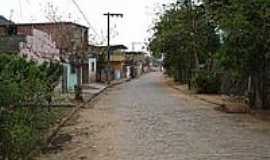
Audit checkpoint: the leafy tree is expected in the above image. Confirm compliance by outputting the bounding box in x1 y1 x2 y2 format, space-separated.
204 0 270 108
149 0 220 85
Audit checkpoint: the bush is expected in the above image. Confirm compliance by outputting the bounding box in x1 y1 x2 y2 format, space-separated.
0 54 63 159
192 70 221 94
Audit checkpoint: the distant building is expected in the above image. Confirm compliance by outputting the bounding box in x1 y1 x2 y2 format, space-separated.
109 45 128 80
125 51 148 78
93 45 128 81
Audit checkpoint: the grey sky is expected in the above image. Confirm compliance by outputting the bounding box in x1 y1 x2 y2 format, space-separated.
1 0 168 51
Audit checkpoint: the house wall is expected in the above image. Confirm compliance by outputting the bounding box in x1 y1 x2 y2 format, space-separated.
0 23 89 92
16 23 88 55
0 23 89 60
15 23 88 91
110 51 125 62
0 26 7 36
64 63 78 91
111 61 125 80
0 35 25 53
19 29 60 63
0 28 59 63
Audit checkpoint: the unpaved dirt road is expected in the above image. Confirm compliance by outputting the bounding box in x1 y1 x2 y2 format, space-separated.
38 72 270 160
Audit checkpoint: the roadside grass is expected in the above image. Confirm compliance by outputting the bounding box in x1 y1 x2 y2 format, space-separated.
0 106 72 160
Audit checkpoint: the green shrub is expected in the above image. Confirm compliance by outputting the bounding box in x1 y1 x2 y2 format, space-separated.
192 70 221 94
0 54 63 159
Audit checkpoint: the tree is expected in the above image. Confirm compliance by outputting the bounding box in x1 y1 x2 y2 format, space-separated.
149 0 220 85
204 0 270 108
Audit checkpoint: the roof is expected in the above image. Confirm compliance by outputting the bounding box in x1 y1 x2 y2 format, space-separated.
92 44 127 50
125 51 147 55
110 44 128 50
0 15 14 25
89 45 107 50
0 21 88 29
89 44 128 53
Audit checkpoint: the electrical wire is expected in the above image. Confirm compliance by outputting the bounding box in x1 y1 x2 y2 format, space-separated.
71 0 105 44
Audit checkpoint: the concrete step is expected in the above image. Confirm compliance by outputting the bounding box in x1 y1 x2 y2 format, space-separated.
81 83 106 90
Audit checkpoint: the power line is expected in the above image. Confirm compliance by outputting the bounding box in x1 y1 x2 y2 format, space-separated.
71 0 104 44
103 12 124 61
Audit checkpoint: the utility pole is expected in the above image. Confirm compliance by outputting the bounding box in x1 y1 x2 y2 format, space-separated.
103 12 124 61
103 12 123 82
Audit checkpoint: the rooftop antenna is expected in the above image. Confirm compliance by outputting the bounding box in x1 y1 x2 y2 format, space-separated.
71 0 102 44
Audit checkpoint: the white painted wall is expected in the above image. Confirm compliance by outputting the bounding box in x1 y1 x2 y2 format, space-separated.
126 66 131 79
114 70 121 80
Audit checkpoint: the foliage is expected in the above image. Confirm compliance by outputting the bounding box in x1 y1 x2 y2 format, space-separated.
0 54 62 106
149 0 270 106
0 54 63 159
202 0 270 108
149 0 221 87
204 0 270 78
192 70 221 94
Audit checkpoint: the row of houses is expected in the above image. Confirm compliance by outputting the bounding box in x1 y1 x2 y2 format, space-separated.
0 15 150 93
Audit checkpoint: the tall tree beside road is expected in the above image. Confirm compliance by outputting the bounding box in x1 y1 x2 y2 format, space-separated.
149 0 270 108
149 0 220 83
204 0 270 108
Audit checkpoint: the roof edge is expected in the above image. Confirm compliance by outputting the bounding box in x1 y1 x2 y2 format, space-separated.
0 21 88 29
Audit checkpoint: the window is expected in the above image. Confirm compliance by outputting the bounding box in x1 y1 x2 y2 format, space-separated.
71 64 76 74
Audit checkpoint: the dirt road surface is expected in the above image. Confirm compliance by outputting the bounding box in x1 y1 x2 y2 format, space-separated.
38 72 270 160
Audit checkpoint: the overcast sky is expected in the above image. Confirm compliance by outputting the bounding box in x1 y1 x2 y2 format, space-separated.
1 0 169 51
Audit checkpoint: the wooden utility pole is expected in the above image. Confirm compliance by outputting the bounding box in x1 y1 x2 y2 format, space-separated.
103 12 124 82
103 12 124 61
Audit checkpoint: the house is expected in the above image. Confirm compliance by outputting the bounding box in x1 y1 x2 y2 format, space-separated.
92 44 128 82
0 15 13 25
88 45 107 82
0 15 15 36
109 45 128 80
125 51 148 78
0 28 60 63
0 17 60 63
0 19 94 92
87 45 102 83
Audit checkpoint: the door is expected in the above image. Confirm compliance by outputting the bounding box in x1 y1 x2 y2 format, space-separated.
82 63 89 84
62 65 68 92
